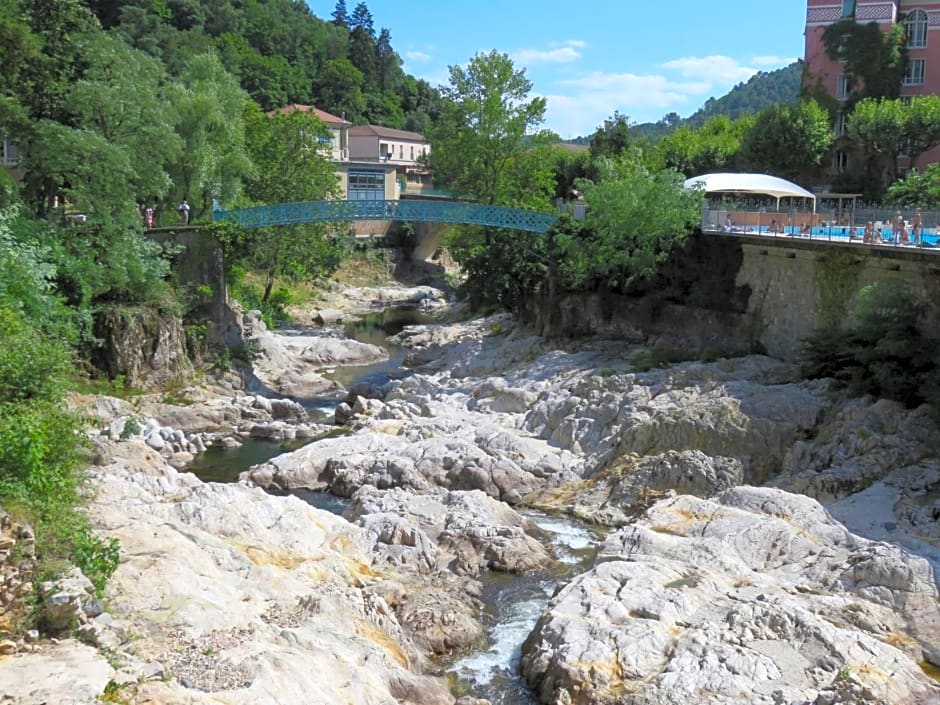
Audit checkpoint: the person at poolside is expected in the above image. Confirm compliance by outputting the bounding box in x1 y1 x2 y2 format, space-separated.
863 221 874 244
892 211 904 243
769 218 778 234
723 214 734 232
911 208 923 245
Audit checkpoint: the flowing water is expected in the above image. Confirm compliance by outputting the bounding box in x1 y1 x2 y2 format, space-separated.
450 514 600 704
187 305 601 704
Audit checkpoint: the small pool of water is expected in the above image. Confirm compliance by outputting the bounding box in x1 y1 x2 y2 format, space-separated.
325 307 438 390
187 439 305 483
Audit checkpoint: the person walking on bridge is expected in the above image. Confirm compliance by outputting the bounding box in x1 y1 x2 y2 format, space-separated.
178 199 190 225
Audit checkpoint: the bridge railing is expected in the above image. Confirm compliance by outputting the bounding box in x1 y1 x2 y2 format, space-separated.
701 207 940 249
213 199 560 234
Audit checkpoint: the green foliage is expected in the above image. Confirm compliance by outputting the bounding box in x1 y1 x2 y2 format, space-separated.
83 0 439 128
119 417 140 440
590 112 632 159
631 62 802 142
428 50 555 208
165 52 253 218
0 308 71 403
800 280 939 409
814 251 862 329
226 267 291 328
215 104 346 302
658 115 752 177
848 98 906 182
556 158 704 292
821 20 906 102
885 164 940 206
444 225 548 311
738 100 833 181
903 95 940 170
631 346 699 372
0 307 119 600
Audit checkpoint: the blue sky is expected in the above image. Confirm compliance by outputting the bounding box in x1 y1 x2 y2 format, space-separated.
308 1 806 138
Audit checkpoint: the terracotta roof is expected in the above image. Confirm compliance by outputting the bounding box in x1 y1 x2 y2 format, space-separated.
267 104 350 125
348 124 427 142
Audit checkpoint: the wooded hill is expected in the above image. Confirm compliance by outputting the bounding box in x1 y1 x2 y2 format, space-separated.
568 61 803 145
84 0 443 132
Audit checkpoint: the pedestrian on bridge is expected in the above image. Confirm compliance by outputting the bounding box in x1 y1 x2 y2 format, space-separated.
178 199 190 225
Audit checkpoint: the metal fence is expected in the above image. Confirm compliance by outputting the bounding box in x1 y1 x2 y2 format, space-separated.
701 207 940 249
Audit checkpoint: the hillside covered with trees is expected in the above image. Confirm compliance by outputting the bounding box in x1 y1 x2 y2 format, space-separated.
83 0 442 132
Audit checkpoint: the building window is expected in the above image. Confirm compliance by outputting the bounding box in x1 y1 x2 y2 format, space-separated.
836 73 851 100
905 9 928 49
399 145 403 158
410 146 415 160
0 138 20 166
835 112 847 137
842 0 855 18
347 168 385 201
903 58 926 85
835 150 848 174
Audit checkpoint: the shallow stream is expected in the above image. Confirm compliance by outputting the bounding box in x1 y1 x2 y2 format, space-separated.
187 305 600 704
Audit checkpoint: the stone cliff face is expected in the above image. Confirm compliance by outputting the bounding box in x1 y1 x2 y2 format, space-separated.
93 307 192 389
523 234 940 360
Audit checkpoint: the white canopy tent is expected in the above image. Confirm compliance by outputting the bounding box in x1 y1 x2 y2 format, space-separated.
684 172 816 212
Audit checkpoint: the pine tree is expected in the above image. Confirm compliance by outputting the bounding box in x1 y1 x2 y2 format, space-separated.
331 0 348 27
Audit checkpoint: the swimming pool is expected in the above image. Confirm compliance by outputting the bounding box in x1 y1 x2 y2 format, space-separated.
724 226 940 247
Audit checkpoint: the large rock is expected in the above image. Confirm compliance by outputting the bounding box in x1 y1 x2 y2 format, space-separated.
245 416 577 503
523 356 827 484
92 307 192 389
72 446 455 705
774 396 940 501
346 486 551 576
0 641 115 705
520 487 940 705
243 311 385 398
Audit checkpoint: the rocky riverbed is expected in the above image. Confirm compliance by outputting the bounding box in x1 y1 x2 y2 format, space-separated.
2 283 938 705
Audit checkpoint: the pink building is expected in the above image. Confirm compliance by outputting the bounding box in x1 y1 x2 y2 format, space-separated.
804 1 940 179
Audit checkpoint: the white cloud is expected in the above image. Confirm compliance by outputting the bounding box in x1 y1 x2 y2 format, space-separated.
514 45 582 65
751 55 799 67
543 71 714 138
405 50 432 63
661 55 757 83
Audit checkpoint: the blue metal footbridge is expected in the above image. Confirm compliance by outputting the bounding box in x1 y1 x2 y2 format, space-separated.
212 199 559 234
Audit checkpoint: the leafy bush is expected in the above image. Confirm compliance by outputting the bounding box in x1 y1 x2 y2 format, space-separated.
800 281 940 409
0 308 119 599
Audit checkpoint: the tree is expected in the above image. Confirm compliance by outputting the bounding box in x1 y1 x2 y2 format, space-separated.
590 112 632 159
848 97 906 184
347 3 376 92
738 100 832 181
903 95 940 170
375 27 399 93
428 50 553 206
555 157 703 292
885 163 940 206
331 0 347 27
228 105 345 302
658 115 751 177
65 33 182 209
164 52 253 218
820 19 906 103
